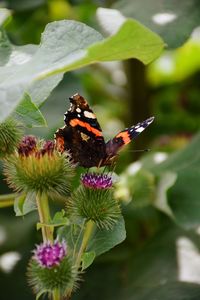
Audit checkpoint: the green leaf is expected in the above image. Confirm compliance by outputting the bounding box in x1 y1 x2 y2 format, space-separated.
51 209 69 226
154 171 177 218
87 216 126 257
28 73 63 107
147 133 200 229
74 221 200 300
58 216 126 258
121 225 200 300
0 19 164 122
0 29 12 66
112 0 200 48
88 18 164 65
15 93 47 127
82 251 96 270
167 168 200 230
14 192 36 216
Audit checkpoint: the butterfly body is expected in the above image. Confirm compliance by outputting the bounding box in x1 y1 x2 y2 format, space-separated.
55 93 154 168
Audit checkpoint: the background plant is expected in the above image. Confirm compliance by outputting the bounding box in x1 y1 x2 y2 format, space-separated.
0 1 200 300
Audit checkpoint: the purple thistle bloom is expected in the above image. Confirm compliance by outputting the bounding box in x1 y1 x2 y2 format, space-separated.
41 140 55 156
33 240 67 268
81 173 113 189
18 135 37 156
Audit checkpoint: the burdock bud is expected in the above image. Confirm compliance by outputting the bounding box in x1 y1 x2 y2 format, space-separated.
0 118 23 158
28 240 74 295
4 136 74 197
66 173 121 229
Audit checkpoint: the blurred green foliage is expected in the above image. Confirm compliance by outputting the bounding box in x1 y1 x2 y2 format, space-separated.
0 1 200 300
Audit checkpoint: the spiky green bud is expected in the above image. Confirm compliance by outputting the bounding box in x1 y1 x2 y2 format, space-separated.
66 174 121 229
4 136 74 197
0 118 22 158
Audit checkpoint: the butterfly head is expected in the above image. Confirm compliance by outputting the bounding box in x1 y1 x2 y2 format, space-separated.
69 93 89 110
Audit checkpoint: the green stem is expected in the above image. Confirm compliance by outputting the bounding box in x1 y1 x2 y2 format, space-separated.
36 193 58 300
36 193 53 243
52 288 60 300
0 193 16 208
66 220 95 300
75 220 95 270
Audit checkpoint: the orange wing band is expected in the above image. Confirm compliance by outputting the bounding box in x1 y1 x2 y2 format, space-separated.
70 119 102 137
116 131 131 144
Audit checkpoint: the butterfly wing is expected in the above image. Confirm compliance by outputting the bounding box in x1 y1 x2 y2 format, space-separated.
105 117 154 163
55 93 106 168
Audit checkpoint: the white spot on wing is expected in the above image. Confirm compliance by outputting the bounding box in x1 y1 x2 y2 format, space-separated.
135 127 144 133
77 114 81 118
84 111 96 119
76 108 81 113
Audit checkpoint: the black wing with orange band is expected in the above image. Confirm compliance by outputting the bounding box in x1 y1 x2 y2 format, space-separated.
105 117 155 159
55 93 107 168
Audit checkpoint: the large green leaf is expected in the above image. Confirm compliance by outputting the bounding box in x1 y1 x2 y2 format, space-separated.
122 225 200 300
14 192 37 216
15 93 47 127
73 222 200 300
87 216 126 257
148 133 200 229
0 29 12 66
0 19 164 122
112 0 200 48
58 216 126 259
118 133 200 229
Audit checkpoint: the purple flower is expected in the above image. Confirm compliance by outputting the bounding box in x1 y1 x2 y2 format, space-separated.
33 240 67 268
18 135 37 156
81 173 113 189
41 140 55 156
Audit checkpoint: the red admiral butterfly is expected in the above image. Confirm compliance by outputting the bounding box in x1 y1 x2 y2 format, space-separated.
55 93 154 168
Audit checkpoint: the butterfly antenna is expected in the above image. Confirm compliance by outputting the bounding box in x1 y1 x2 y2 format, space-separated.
129 149 150 153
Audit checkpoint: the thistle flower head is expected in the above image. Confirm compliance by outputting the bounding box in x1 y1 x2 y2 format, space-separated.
81 173 113 189
33 240 67 269
28 239 75 295
67 172 121 229
4 136 74 197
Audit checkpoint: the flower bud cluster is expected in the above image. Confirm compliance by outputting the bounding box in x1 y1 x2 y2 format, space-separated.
4 135 74 197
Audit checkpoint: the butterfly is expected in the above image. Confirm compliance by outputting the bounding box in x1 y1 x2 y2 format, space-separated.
55 93 154 168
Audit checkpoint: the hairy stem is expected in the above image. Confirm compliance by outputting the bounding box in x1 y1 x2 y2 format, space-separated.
75 220 95 270
36 193 53 242
36 193 58 299
66 220 95 300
